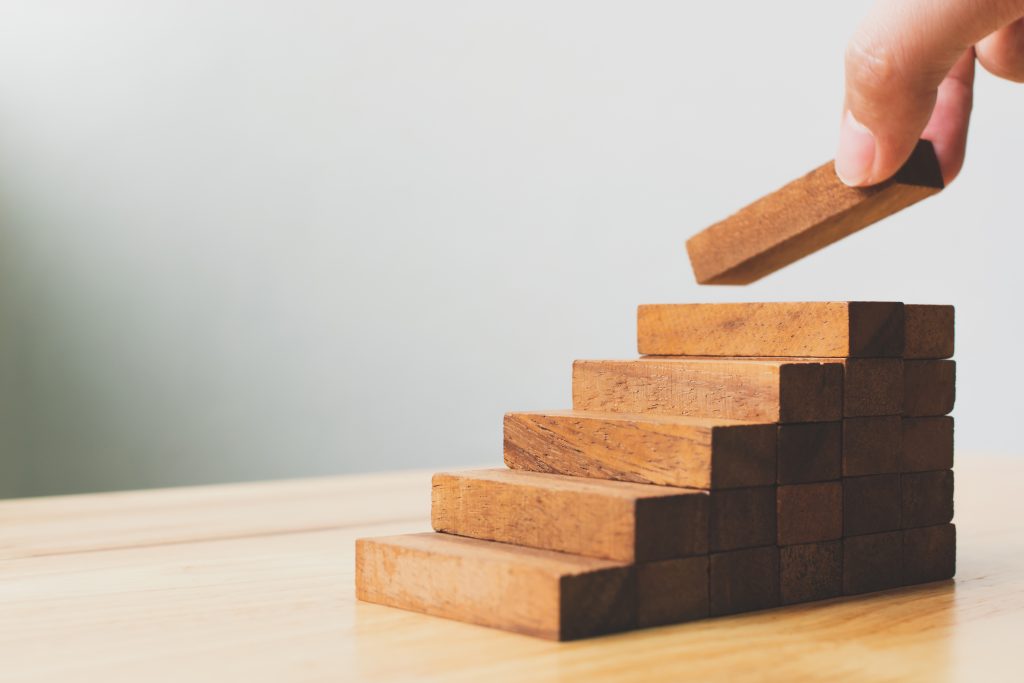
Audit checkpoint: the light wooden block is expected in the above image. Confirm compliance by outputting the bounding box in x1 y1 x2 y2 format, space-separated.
503 410 777 489
710 486 776 552
844 474 901 536
843 416 902 476
844 531 903 595
685 140 943 285
780 541 843 605
637 302 904 357
355 533 635 641
636 556 710 627
903 524 956 585
777 422 842 484
902 417 954 473
903 360 956 417
709 546 780 616
431 469 708 562
573 358 843 423
901 471 954 529
904 304 954 359
777 482 842 546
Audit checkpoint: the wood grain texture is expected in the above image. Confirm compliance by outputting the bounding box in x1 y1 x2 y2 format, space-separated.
777 482 842 546
503 410 777 490
573 358 843 423
709 546 780 616
844 474 902 536
843 416 902 477
636 556 709 627
903 524 956 585
903 360 956 417
637 302 905 358
355 533 635 641
779 540 843 605
844 530 904 595
901 471 954 529
777 422 842 484
685 140 943 285
710 487 776 552
902 417 954 473
904 304 955 359
841 358 904 417
431 469 708 562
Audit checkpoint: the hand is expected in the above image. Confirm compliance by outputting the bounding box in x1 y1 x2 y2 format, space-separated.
836 0 1024 187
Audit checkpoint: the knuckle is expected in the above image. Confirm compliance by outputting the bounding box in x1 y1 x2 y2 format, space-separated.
845 34 908 95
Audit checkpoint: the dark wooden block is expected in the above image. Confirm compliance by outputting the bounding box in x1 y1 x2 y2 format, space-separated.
636 556 710 627
901 470 954 528
843 531 903 595
904 304 954 360
710 486 776 552
709 546 780 616
777 422 842 484
903 524 956 585
777 482 842 545
780 541 843 605
843 416 902 476
903 360 956 417
843 358 904 417
901 417 954 472
844 474 901 536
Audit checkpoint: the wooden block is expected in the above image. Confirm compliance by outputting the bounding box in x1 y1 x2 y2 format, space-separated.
903 360 956 417
901 470 954 529
844 474 901 536
636 556 709 627
902 417 954 473
843 531 903 595
503 410 777 489
904 304 954 359
903 524 956 585
685 140 943 285
710 486 776 552
777 422 842 484
431 469 709 562
777 482 842 545
780 540 843 605
842 358 904 417
355 533 635 640
709 546 780 616
637 302 905 357
573 358 843 423
843 416 902 476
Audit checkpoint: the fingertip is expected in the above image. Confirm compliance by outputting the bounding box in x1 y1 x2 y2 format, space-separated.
835 110 877 186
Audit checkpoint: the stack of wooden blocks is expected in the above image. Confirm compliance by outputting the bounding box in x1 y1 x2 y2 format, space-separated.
356 302 955 640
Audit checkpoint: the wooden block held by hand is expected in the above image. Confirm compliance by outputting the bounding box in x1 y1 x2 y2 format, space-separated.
710 486 776 551
904 304 954 359
777 482 842 545
503 410 777 489
709 546 780 616
431 469 709 562
844 531 903 595
901 417 954 473
636 556 710 627
843 416 902 476
780 541 843 605
903 524 956 585
685 140 943 285
844 474 901 536
573 358 843 423
355 533 635 640
777 422 842 485
903 360 956 417
901 470 954 529
637 302 904 358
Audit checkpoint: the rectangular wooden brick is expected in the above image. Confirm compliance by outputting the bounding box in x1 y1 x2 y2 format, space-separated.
573 358 843 423
903 524 956 585
901 470 954 529
843 416 902 476
637 302 905 357
844 531 903 595
777 482 842 545
902 417 954 472
685 140 943 285
780 540 843 605
710 486 776 552
431 469 709 562
636 556 709 627
903 360 956 416
503 410 777 489
355 533 635 641
904 304 954 359
841 358 904 417
844 474 901 536
709 546 780 616
777 422 842 484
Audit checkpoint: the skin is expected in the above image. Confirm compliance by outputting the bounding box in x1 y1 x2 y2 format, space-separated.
836 0 1024 187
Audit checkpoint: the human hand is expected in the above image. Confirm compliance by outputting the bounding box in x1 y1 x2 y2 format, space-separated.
836 0 1024 187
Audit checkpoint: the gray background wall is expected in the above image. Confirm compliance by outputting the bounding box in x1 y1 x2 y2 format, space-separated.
0 2 1019 498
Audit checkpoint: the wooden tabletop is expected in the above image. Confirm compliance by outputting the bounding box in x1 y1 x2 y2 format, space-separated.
2 456 1021 682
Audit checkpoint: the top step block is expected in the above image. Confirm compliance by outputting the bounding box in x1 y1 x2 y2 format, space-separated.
904 304 954 359
638 302 905 358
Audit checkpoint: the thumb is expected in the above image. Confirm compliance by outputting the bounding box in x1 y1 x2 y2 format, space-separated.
837 0 1024 186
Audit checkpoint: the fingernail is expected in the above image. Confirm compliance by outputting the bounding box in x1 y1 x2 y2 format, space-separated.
835 110 876 186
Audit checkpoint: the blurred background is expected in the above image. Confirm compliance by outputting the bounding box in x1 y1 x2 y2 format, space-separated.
0 1 1019 498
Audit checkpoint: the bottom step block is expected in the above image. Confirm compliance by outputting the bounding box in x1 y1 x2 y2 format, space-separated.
356 533 635 640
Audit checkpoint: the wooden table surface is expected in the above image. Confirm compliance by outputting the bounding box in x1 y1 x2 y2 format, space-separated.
2 456 1021 682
